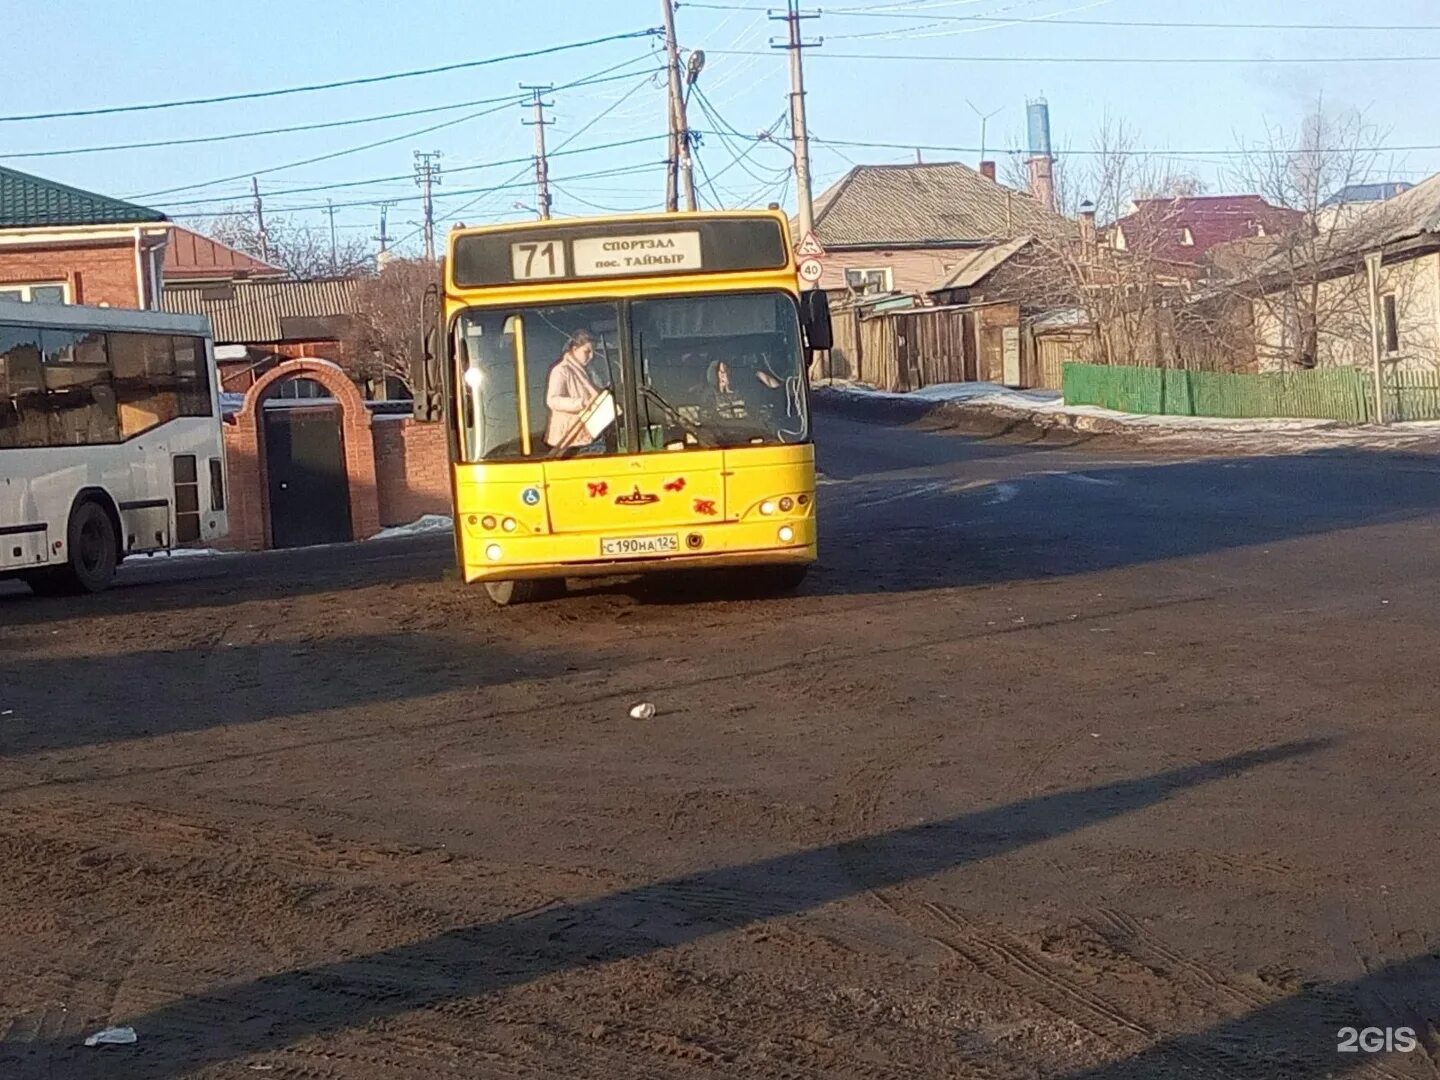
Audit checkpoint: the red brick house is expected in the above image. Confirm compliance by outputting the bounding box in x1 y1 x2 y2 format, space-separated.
807 162 1072 295
0 165 170 308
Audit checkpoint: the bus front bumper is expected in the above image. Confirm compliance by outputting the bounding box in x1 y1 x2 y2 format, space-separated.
460 517 817 583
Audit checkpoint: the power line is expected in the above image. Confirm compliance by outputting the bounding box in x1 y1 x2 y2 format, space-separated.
154 134 670 210
801 134 1440 158
132 98 522 201
710 48 1440 63
0 29 662 124
168 162 669 222
684 2 1440 31
131 57 661 202
0 69 660 161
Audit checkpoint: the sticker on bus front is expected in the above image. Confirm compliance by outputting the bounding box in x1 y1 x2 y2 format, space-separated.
522 487 541 506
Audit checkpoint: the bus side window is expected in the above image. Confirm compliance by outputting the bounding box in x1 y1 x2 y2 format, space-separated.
0 323 46 450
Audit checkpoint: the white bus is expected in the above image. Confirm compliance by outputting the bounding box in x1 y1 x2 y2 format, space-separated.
0 300 228 595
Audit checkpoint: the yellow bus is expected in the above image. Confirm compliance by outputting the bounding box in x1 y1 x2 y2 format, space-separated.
417 209 831 605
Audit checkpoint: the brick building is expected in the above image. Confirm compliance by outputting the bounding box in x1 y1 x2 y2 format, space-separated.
0 165 170 308
218 358 449 551
163 277 363 393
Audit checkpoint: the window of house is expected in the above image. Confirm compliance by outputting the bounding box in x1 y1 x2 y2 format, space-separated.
0 282 68 304
1383 293 1400 355
844 268 892 295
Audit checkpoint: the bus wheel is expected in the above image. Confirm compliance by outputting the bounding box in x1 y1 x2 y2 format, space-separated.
37 500 119 595
484 578 562 606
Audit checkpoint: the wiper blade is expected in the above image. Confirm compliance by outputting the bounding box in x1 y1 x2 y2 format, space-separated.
641 384 716 448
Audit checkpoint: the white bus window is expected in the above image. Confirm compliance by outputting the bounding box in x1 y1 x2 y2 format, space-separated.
0 324 45 449
40 353 118 447
111 332 180 438
173 335 212 416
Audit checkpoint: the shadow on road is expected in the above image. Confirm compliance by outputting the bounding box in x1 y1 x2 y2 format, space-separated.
7 739 1327 1079
0 534 455 625
809 448 1440 597
1053 950 1440 1079
0 630 577 758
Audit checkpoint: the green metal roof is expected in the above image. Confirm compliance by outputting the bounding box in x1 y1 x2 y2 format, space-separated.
0 165 167 228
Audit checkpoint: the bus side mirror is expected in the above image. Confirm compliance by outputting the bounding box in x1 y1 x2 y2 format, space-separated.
413 281 443 422
800 289 833 351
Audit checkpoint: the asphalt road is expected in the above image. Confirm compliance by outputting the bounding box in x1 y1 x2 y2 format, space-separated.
3 412 1440 1079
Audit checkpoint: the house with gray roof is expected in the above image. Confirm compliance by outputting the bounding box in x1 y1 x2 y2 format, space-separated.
807 162 1071 296
0 165 171 309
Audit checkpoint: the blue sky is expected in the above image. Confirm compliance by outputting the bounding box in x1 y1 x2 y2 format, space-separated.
6 0 1440 256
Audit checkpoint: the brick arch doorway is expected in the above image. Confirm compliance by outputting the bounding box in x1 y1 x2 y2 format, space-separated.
233 359 380 549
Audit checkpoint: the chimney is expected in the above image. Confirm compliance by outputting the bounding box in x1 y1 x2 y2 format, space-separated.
1078 200 1096 251
980 160 997 182
1025 97 1056 211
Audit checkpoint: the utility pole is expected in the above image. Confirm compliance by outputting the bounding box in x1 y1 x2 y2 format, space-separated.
521 85 555 220
250 176 270 263
1365 250 1388 424
660 0 698 212
375 202 392 254
772 1 820 244
326 199 338 274
414 150 443 261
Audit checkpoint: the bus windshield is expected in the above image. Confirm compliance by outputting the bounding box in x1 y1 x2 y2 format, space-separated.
455 290 807 462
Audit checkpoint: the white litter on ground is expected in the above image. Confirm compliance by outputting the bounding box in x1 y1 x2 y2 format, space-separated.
629 702 656 720
369 515 455 540
84 1026 137 1047
156 546 235 559
820 380 1440 447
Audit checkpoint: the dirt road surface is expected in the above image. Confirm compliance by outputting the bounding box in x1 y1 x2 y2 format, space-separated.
4 413 1440 1078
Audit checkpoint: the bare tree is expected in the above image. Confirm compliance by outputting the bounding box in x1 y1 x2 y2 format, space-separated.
1002 116 1209 367
201 206 374 279
1223 102 1395 369
341 258 438 394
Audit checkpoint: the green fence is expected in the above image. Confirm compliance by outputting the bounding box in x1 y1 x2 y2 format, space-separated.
1062 364 1411 423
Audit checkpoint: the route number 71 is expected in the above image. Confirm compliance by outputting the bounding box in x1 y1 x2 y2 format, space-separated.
511 241 564 280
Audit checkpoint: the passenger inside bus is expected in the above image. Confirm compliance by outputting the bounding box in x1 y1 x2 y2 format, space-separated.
543 329 603 452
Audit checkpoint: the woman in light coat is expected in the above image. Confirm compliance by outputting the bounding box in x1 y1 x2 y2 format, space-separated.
544 330 600 451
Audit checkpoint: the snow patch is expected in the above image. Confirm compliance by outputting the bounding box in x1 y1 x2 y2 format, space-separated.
822 380 1440 445
369 514 454 540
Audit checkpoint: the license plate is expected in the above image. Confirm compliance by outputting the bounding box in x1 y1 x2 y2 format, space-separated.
601 534 679 558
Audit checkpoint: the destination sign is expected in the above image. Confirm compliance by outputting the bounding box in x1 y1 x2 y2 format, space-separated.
572 231 702 277
452 216 787 288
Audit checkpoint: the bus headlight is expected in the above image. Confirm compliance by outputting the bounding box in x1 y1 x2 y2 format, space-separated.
760 500 777 515
778 526 795 543
779 496 794 512
502 517 517 532
481 515 497 530
485 543 503 561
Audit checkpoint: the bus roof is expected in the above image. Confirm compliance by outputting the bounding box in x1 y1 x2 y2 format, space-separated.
0 299 212 338
446 207 788 242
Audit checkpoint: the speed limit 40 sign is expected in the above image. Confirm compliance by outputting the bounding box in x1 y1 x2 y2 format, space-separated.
797 255 824 285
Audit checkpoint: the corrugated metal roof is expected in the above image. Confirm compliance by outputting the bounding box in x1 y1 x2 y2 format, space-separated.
811 163 1069 248
162 278 359 344
163 225 285 280
0 165 167 228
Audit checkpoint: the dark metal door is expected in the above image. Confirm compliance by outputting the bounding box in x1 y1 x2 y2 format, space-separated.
264 405 351 548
